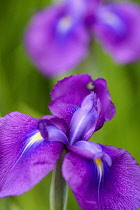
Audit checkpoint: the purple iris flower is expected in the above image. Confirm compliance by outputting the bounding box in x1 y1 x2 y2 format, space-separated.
25 1 140 76
0 74 140 209
92 2 140 63
24 0 91 77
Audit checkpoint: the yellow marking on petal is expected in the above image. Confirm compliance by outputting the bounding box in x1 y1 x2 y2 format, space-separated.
95 158 103 178
29 132 43 146
11 132 44 169
25 131 44 150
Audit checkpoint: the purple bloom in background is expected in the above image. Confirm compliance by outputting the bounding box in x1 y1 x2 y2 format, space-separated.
92 2 140 63
0 74 140 209
25 0 140 76
25 0 90 77
24 0 101 77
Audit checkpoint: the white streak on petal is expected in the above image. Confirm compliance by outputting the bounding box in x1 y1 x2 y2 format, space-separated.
0 131 44 186
13 131 44 167
25 131 44 149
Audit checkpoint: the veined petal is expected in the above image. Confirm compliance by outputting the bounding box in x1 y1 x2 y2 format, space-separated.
0 112 63 197
49 75 115 131
99 144 140 210
24 3 89 77
68 93 98 144
62 152 99 210
62 144 140 210
49 74 91 123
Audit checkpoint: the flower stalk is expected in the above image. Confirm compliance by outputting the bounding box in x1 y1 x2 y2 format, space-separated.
50 151 68 210
3 198 10 210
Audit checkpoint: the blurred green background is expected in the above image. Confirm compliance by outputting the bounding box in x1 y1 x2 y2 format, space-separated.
0 0 140 209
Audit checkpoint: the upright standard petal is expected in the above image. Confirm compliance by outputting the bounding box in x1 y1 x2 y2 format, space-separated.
0 112 63 197
49 74 91 123
93 78 116 131
24 3 89 77
68 93 98 144
93 2 140 63
62 144 140 210
49 74 115 130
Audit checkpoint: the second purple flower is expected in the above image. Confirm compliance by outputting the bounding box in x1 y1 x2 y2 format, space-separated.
25 1 140 76
24 0 90 76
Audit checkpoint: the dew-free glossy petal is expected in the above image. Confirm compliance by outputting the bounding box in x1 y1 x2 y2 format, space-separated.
25 3 89 77
49 74 91 123
0 112 63 197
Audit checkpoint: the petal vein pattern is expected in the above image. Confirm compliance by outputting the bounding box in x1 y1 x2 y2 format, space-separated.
13 130 44 167
0 130 44 189
0 112 63 197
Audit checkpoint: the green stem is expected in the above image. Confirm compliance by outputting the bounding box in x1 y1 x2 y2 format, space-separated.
50 151 68 210
3 198 10 210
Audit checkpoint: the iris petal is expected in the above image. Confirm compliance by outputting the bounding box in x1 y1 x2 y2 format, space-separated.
0 112 63 197
99 144 140 210
38 119 69 144
63 144 140 210
68 93 98 144
93 2 140 63
49 74 91 124
62 152 99 210
56 16 74 38
93 78 116 131
68 141 103 160
25 4 89 77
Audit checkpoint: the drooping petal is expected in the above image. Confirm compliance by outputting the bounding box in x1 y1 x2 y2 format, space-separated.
99 144 140 210
93 78 116 131
62 144 140 210
62 152 99 210
68 93 98 144
63 141 111 210
49 74 91 123
25 3 89 77
93 2 140 63
0 112 63 197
